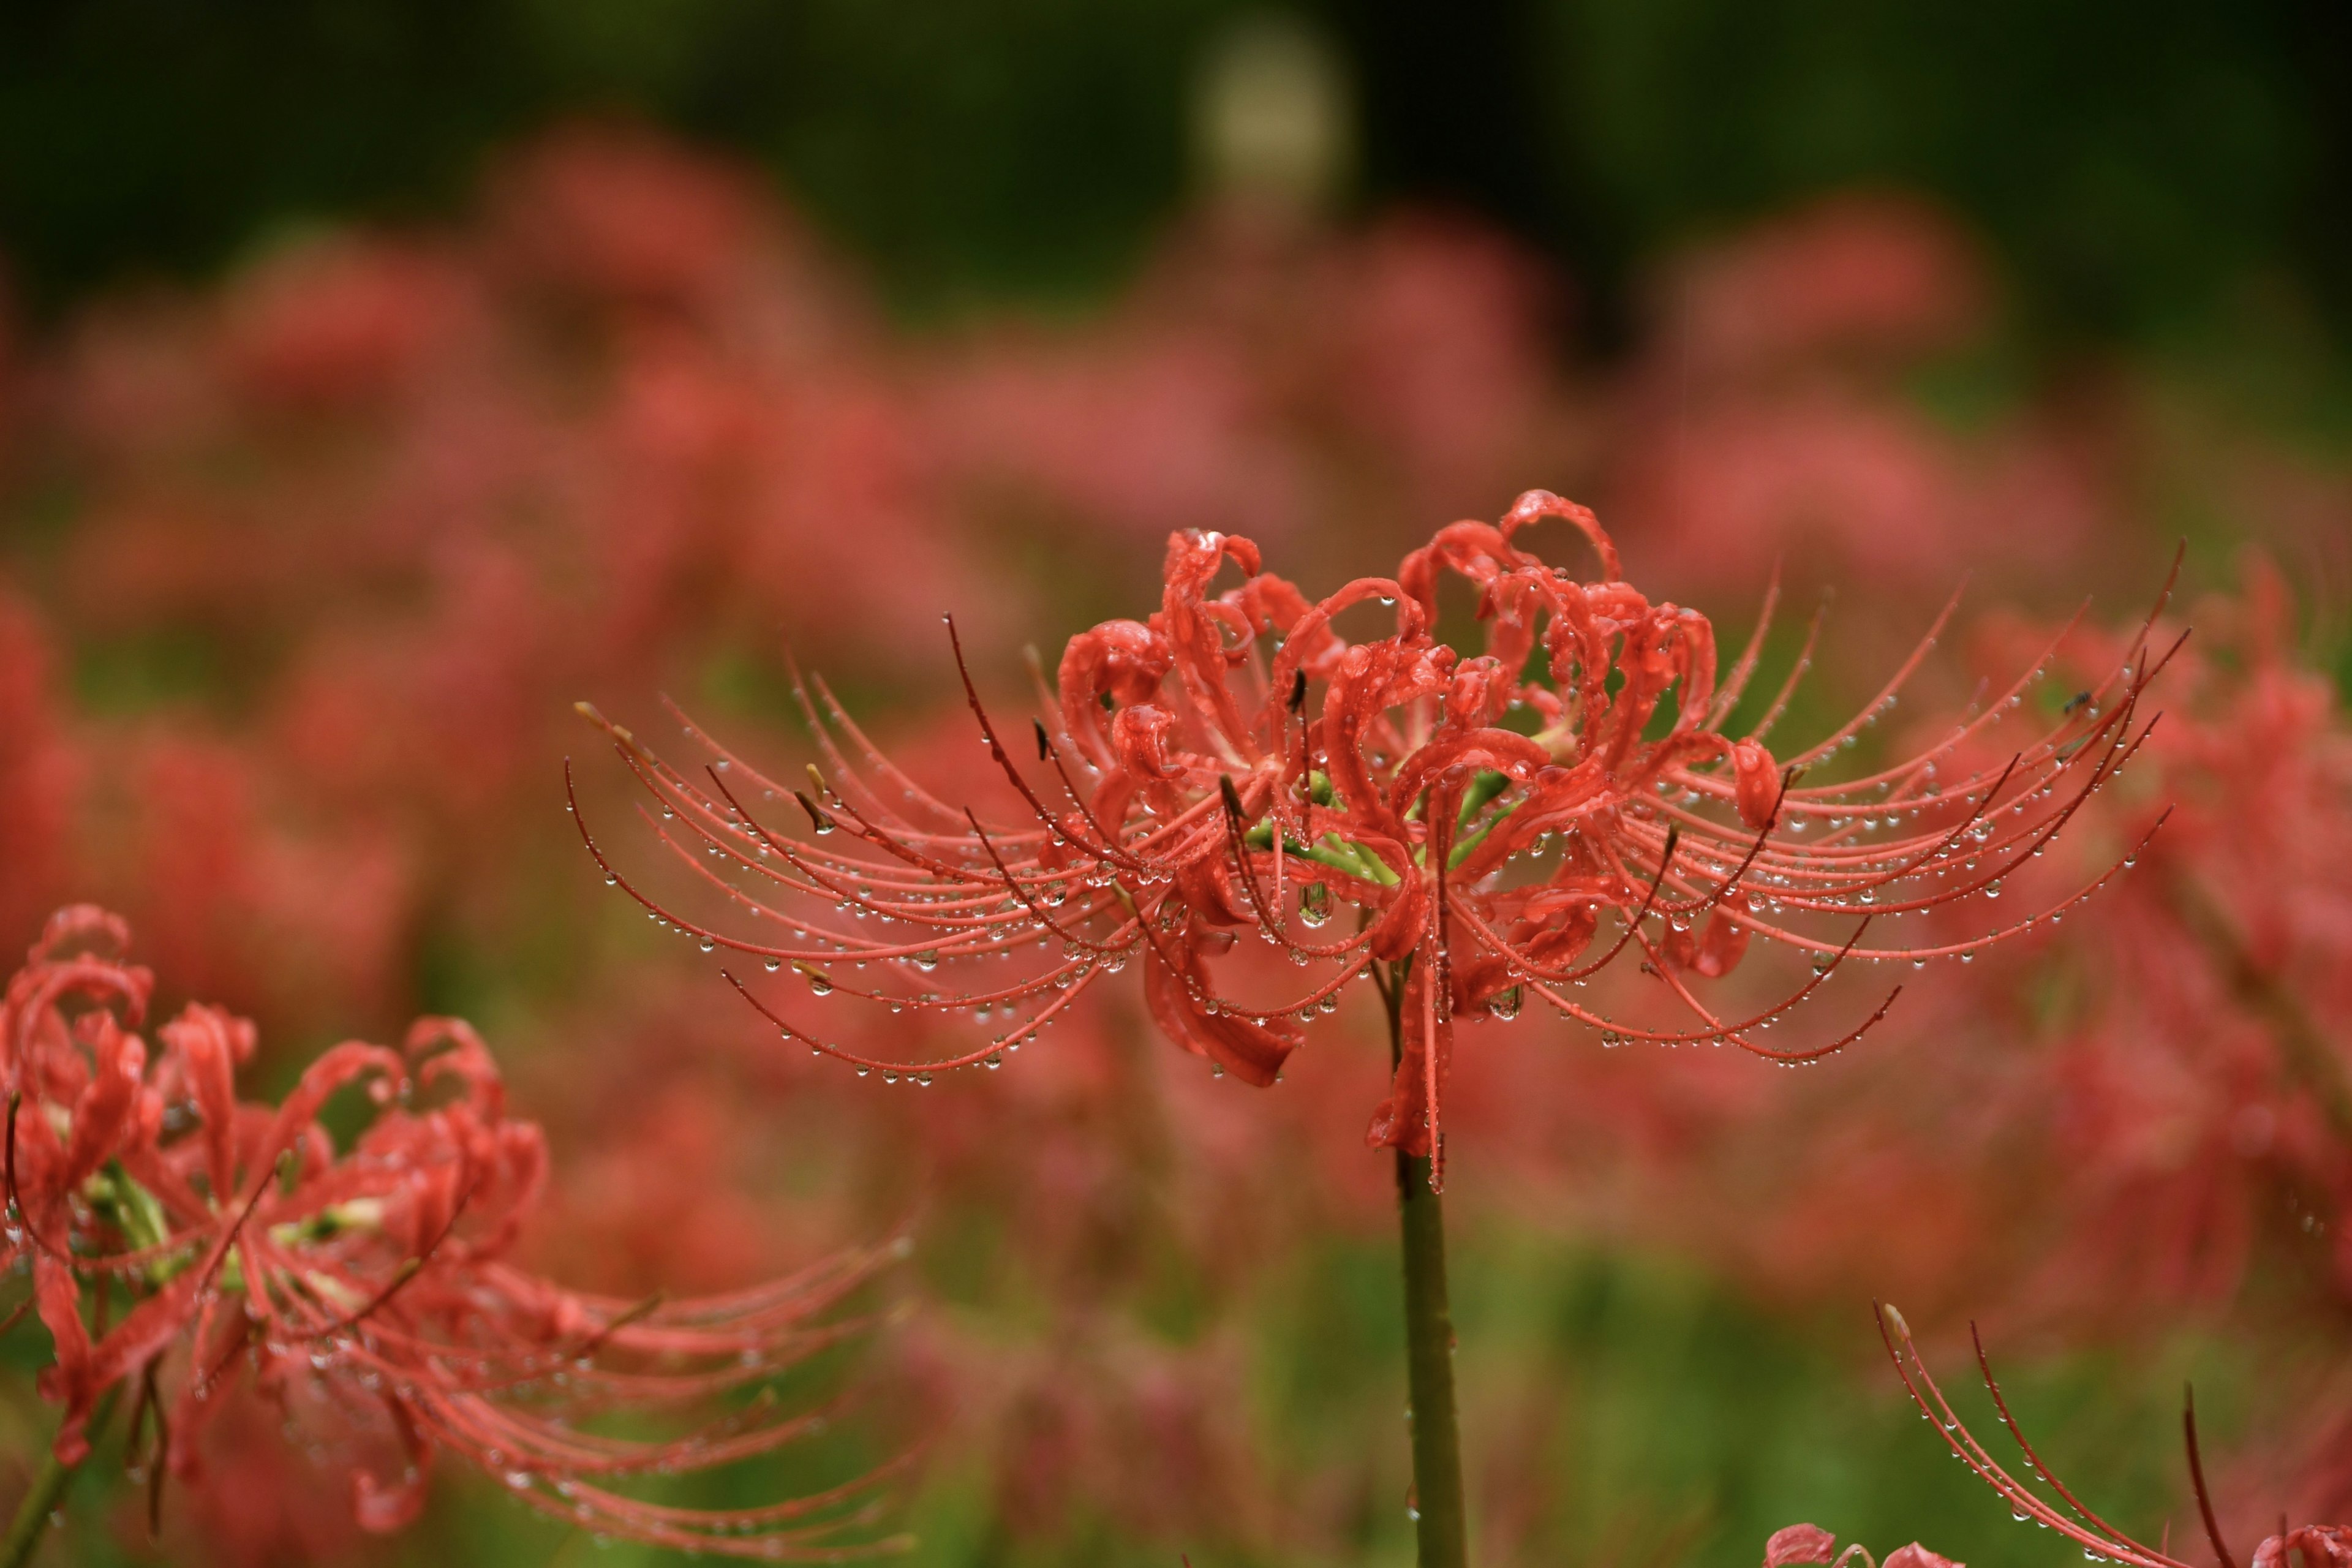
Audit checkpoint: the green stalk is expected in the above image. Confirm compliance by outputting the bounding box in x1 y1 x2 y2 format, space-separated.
2 1441 78 1568
1382 963 1469 1568
1 1389 121 1568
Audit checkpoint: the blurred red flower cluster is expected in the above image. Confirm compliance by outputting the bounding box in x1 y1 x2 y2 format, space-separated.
1 905 905 1561
1 120 2348 1561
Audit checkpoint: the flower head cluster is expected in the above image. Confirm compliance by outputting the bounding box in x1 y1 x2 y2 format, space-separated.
2011 557 2352 1313
1 905 907 1559
577 491 2171 1188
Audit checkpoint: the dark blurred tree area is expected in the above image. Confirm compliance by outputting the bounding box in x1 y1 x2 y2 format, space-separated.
2 0 2346 349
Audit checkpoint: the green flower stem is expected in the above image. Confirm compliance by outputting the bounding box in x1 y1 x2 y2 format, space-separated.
1396 1148 1468 1567
2 1389 121 1568
2 1440 79 1568
1384 962 1469 1568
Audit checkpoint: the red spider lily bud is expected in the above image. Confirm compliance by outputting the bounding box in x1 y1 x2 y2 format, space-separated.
576 491 2173 1194
1765 1523 1839 1567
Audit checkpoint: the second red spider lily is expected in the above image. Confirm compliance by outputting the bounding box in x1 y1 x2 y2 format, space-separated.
1 904 911 1560
575 489 2176 1189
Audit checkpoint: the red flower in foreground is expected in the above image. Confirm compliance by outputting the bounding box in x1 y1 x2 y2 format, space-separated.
1 905 908 1559
576 491 2173 1188
1870 1303 2348 1568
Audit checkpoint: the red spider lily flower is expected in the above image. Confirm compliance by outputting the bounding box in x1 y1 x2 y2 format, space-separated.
1873 1302 2348 1568
1 905 911 1559
1764 1521 1960 1568
573 490 2174 1189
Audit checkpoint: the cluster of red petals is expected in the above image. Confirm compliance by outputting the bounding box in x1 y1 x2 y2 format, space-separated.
1764 1521 1959 1568
578 491 2170 1190
1871 1303 2348 1568
1 906 907 1559
2008 559 2352 1313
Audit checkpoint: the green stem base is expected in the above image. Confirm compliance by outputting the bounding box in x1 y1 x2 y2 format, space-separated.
1397 1149 1468 1568
1 1444 75 1568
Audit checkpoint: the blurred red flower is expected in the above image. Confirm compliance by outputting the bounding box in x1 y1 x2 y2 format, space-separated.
1 905 909 1558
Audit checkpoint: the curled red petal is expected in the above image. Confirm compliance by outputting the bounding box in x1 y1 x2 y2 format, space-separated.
1109 704 1184 782
160 1003 252 1199
1368 878 1428 965
1499 488 1620 581
1365 960 1449 1158
28 905 133 966
1140 938 1298 1087
1731 738 1779 829
32 1253 95 1463
59 1014 146 1189
350 1398 433 1534
1883 1545 1965 1568
1765 1524 1840 1568
1057 618 1172 763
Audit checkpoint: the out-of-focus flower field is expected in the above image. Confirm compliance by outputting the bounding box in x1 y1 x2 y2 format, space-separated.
1 116 2348 1567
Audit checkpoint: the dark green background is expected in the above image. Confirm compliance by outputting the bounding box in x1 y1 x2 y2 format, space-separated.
2 0 2345 347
